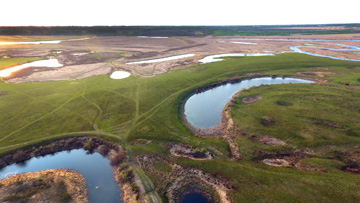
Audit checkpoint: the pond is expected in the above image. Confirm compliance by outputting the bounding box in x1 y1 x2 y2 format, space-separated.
0 149 122 203
184 77 314 129
181 192 211 203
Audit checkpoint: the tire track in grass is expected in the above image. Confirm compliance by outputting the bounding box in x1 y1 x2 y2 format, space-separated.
121 80 162 203
0 92 84 142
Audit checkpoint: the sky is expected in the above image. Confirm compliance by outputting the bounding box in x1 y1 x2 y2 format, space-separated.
1 0 359 26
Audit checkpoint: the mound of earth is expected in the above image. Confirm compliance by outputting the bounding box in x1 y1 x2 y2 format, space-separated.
0 169 88 203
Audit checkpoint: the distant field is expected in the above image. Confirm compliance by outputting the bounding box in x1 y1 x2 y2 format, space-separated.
0 24 359 36
1 52 360 202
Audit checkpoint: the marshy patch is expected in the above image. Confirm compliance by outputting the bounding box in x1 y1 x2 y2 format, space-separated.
275 100 293 106
168 143 214 160
339 82 359 86
310 118 344 129
260 116 276 127
242 96 262 104
297 71 340 78
346 129 360 137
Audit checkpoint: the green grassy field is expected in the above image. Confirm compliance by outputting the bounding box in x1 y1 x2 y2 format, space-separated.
1 53 360 202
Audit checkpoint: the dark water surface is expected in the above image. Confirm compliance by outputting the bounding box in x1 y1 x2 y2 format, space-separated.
184 77 314 129
0 149 122 203
182 192 211 203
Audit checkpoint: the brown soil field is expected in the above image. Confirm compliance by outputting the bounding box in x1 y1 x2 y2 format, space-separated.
1 34 360 82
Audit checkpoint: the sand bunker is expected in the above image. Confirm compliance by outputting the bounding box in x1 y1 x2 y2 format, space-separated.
110 71 131 79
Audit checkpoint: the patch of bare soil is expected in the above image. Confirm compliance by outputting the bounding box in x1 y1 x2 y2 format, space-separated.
168 143 214 160
242 96 262 104
0 91 7 96
297 71 340 78
263 159 291 167
130 139 152 146
3 34 360 82
135 155 232 203
7 63 113 83
257 136 287 146
0 169 88 203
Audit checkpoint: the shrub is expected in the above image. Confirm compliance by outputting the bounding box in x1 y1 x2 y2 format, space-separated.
97 145 109 156
84 138 94 150
110 151 127 166
13 150 29 162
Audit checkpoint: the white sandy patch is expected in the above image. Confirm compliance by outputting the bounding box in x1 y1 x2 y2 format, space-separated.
110 71 131 79
126 53 195 64
230 41 258 45
199 53 273 63
0 59 63 77
72 53 88 56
